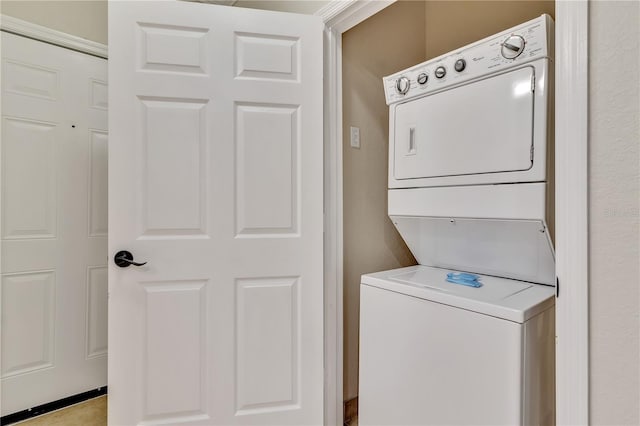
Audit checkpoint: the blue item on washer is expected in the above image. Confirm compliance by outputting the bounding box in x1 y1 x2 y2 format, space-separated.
446 272 483 288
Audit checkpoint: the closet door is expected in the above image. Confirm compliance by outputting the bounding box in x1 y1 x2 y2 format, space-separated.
1 32 108 415
108 2 323 425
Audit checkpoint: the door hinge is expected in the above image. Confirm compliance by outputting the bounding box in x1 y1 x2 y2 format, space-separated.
531 75 535 92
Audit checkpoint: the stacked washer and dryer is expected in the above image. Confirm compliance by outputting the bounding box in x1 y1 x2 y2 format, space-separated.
359 15 556 425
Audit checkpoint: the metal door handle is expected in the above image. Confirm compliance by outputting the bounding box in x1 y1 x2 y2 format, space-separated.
114 250 147 268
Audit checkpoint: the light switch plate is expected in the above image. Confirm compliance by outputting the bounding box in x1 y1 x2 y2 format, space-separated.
350 126 360 149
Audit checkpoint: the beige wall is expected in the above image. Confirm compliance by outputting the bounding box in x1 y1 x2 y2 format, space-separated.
425 1 555 59
588 1 640 424
341 0 423 401
0 0 107 44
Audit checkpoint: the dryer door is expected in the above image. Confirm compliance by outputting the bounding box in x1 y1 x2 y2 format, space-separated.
393 66 535 181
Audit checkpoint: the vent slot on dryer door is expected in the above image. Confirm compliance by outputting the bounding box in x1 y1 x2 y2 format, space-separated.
393 66 535 180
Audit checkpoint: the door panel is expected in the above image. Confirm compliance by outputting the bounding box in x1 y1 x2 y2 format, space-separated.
1 271 56 377
2 117 57 239
393 66 535 180
139 97 208 236
1 32 108 415
89 131 109 237
235 103 298 235
235 277 299 413
108 2 323 425
142 280 208 422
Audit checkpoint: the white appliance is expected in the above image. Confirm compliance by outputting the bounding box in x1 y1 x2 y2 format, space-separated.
359 15 555 425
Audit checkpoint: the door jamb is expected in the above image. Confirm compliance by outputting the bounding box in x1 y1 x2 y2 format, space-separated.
317 1 590 425
315 1 396 424
555 2 589 425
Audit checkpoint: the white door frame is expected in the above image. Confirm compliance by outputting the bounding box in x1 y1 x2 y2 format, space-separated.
315 2 395 423
554 1 589 425
317 1 590 425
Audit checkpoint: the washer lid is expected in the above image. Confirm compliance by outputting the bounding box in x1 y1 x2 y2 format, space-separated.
362 265 555 323
390 215 556 286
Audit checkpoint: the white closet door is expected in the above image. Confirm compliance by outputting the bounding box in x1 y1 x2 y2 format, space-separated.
108 1 323 425
1 32 108 415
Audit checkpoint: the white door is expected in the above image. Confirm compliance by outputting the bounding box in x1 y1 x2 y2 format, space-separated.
1 32 108 414
108 2 323 425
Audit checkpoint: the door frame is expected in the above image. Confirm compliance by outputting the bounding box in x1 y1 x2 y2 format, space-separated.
554 1 589 424
316 1 590 425
315 2 395 423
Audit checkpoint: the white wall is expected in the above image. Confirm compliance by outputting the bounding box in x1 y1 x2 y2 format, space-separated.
588 1 640 424
0 0 107 44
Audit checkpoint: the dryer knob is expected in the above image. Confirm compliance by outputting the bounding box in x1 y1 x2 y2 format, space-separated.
501 35 525 59
435 66 446 79
454 59 466 72
395 76 410 95
417 73 428 85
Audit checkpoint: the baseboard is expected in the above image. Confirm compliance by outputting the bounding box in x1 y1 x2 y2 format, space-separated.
344 397 358 425
0 386 107 425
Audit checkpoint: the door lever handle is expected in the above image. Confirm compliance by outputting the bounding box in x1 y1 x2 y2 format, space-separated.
114 250 147 268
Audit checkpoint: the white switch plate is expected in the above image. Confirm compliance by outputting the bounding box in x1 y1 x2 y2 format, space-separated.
350 126 360 149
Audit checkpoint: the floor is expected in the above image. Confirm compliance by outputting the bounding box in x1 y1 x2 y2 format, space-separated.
14 397 352 426
16 396 107 426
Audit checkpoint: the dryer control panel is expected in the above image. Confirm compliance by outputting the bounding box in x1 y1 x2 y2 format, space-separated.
383 14 553 105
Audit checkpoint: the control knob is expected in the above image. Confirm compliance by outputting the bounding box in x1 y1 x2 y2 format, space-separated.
417 73 428 85
395 76 410 95
435 66 446 79
454 59 466 72
501 35 525 59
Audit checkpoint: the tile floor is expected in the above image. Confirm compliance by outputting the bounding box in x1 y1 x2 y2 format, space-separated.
16 396 107 426
14 397 353 426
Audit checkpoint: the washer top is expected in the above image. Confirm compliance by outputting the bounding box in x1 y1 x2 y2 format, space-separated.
361 265 554 323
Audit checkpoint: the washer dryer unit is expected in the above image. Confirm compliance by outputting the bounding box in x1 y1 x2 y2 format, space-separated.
359 15 555 425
